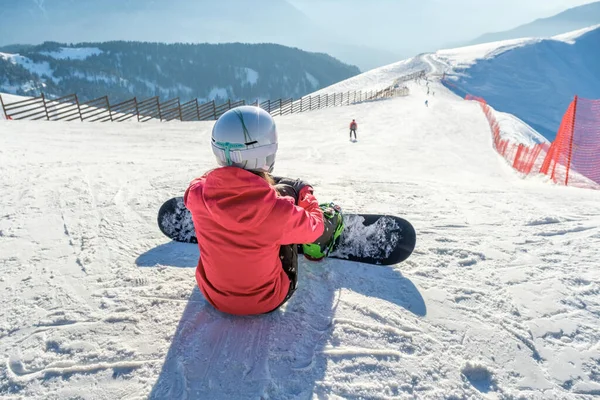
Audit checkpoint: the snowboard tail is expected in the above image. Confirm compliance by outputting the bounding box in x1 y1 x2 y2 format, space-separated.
157 197 416 265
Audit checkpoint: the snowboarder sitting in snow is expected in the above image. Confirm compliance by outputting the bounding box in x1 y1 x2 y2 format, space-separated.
349 119 357 141
184 106 342 316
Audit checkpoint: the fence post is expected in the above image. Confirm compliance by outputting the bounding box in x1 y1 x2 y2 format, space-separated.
74 94 83 121
228 99 231 111
299 98 302 114
565 96 579 186
134 97 140 122
106 97 113 122
195 99 200 121
178 98 182 121
212 100 216 120
1 94 8 120
41 93 50 121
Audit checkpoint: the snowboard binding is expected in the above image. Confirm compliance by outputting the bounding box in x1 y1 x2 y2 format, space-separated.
302 202 344 261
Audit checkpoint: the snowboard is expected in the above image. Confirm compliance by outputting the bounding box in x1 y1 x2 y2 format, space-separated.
157 197 416 266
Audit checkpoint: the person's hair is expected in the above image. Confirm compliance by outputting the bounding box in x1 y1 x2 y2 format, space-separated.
249 170 275 186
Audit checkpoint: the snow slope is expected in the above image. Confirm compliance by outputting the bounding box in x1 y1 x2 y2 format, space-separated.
315 25 600 141
436 25 600 140
1 81 600 399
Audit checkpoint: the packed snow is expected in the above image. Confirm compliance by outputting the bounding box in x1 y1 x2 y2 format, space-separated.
1 76 600 399
40 47 103 60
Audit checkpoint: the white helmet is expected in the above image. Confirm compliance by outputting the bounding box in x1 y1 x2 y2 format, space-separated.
211 106 278 173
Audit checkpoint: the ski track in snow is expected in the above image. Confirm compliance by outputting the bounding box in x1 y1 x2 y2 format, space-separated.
1 80 600 399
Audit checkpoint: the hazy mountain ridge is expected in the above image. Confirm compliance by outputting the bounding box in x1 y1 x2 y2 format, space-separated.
470 1 600 44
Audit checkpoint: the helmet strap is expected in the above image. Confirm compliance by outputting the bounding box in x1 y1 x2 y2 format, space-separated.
214 141 246 166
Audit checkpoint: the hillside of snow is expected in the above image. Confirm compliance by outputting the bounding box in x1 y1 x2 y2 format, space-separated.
316 25 600 142
2 76 600 399
437 25 600 140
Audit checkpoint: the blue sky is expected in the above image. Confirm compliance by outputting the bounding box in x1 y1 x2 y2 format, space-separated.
290 0 598 53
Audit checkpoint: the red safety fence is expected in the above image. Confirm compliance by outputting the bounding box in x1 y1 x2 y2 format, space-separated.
465 94 549 176
466 93 600 189
540 97 600 186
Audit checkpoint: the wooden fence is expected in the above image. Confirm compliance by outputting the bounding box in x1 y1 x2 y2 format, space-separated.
1 70 424 122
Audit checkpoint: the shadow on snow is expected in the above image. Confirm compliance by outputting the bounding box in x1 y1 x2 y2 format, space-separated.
136 241 198 268
142 242 426 399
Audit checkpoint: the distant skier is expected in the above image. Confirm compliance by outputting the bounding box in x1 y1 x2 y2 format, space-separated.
425 100 429 107
184 106 342 316
349 119 358 141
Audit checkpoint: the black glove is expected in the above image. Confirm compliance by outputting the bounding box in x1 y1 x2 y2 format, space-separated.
274 177 313 198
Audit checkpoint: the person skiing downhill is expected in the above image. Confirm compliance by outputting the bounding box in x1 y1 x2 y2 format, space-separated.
349 119 357 141
184 106 341 316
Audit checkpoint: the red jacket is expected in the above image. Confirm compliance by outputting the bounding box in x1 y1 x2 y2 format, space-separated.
350 121 357 129
184 167 324 315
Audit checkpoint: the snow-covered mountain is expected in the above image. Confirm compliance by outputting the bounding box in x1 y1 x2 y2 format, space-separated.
318 25 600 141
0 41 360 103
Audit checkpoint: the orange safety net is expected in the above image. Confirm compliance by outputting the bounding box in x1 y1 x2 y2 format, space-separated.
448 78 600 189
541 97 600 186
465 94 547 176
